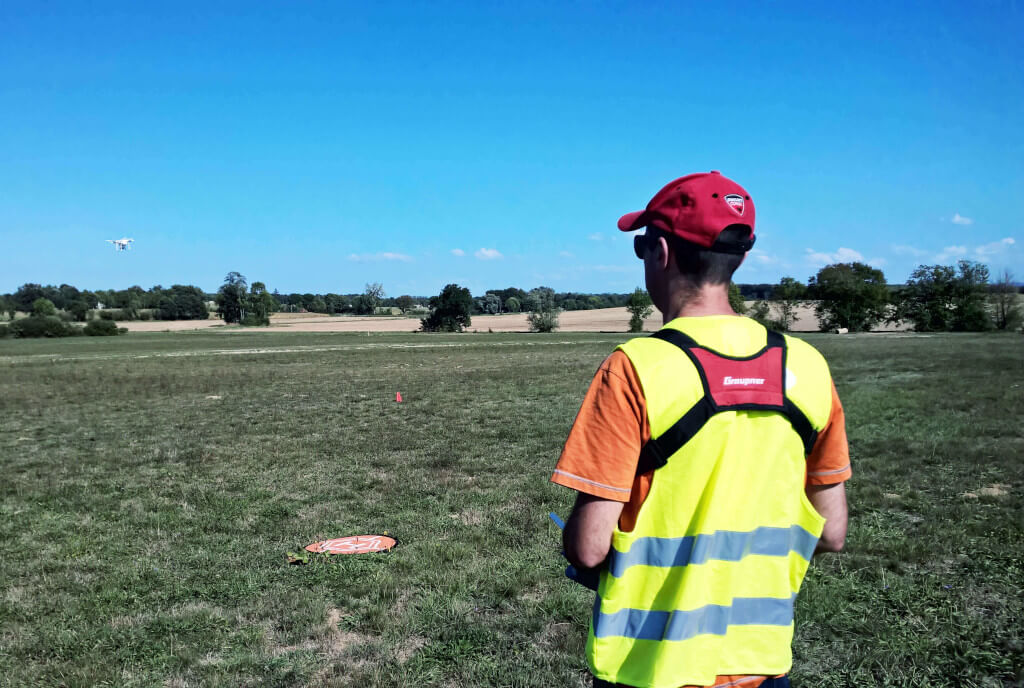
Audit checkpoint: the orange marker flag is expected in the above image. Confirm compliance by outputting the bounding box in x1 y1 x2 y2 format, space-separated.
396 392 403 403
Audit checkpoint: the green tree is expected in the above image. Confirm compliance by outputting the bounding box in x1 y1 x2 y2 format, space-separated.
774 277 806 331
364 282 385 312
216 272 248 324
395 295 415 313
482 293 502 314
526 286 559 333
421 284 473 332
895 261 993 332
246 281 275 326
950 260 991 331
626 287 653 333
32 297 57 317
991 269 1022 331
809 262 889 332
13 284 45 312
894 264 957 331
68 300 91 322
728 282 746 314
504 296 521 313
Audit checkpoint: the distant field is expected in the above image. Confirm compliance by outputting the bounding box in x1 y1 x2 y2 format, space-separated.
118 303 912 333
1 330 1021 686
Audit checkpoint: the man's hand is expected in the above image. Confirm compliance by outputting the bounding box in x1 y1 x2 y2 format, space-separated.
807 482 848 554
563 492 625 570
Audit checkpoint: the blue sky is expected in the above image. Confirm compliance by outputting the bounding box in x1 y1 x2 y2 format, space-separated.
2 1 1021 296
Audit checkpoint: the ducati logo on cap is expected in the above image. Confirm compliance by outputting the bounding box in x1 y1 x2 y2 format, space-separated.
724 194 745 216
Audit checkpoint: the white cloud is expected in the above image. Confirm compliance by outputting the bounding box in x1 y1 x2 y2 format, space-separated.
474 248 502 260
450 248 465 257
936 245 968 261
805 247 864 267
892 245 929 257
348 252 413 263
749 249 779 265
588 233 604 241
974 237 1015 257
951 213 974 226
559 250 574 258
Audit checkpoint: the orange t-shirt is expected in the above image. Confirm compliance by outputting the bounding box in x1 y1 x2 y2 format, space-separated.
551 349 851 688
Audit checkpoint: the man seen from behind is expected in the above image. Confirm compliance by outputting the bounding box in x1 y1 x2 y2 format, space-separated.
551 171 850 688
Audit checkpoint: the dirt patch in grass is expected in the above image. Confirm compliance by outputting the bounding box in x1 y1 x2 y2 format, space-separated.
395 635 427 663
962 483 1010 498
324 608 367 656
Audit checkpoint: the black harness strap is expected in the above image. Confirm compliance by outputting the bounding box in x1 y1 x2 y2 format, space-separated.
636 328 818 477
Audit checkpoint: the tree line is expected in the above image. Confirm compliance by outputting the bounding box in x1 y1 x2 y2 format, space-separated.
741 261 1021 333
3 260 1020 334
0 281 638 322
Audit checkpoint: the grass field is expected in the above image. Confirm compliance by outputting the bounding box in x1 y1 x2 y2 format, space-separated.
2 330 1022 687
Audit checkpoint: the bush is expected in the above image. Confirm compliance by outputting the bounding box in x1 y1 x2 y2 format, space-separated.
421 284 473 332
240 313 269 326
527 310 560 333
32 298 57 317
9 316 82 338
526 287 560 333
84 319 122 336
68 300 91 322
626 287 653 333
0 323 8 338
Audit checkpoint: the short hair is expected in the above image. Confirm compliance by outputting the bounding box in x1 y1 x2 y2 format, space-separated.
653 225 750 286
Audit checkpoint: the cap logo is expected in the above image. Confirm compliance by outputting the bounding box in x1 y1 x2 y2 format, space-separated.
724 194 745 216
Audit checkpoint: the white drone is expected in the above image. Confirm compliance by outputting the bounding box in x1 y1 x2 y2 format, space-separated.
106 238 134 251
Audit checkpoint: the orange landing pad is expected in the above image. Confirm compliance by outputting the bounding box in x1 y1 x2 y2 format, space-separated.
305 535 396 554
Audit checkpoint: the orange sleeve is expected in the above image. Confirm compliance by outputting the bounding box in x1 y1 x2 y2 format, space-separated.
550 350 651 502
806 381 852 485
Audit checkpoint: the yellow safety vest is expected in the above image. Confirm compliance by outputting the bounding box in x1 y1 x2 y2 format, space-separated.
587 316 833 688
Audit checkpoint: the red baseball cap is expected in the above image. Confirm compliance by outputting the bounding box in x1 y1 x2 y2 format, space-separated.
617 171 755 254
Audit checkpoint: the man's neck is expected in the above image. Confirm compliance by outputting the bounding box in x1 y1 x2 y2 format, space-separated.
659 284 738 324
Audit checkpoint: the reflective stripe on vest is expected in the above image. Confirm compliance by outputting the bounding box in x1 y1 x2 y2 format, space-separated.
586 320 833 688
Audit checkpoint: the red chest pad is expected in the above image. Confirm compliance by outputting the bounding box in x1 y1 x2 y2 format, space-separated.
689 346 785 410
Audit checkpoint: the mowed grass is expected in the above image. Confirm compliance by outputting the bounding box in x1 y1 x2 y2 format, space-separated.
1 330 1021 687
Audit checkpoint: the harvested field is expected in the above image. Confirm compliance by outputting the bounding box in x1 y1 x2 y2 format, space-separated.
121 304 911 333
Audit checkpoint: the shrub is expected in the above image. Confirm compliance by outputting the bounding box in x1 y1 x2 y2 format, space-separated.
526 287 560 333
421 284 473 332
32 298 57 317
626 287 653 333
84 319 122 336
10 316 82 338
527 310 559 333
240 313 269 326
0 323 8 338
68 300 91 322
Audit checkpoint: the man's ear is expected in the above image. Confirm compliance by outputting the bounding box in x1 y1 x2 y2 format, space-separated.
655 235 672 271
